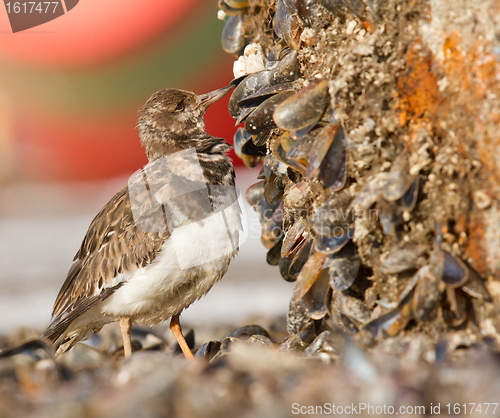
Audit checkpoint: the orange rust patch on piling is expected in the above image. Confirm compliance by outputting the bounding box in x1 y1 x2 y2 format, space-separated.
397 39 439 124
466 210 488 276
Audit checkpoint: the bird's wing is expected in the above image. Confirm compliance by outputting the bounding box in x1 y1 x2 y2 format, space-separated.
44 155 219 342
48 182 170 327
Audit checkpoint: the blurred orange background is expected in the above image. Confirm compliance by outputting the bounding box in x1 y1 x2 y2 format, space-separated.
0 0 237 181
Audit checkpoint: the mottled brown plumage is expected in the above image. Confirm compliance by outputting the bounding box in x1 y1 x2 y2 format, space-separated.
42 86 238 358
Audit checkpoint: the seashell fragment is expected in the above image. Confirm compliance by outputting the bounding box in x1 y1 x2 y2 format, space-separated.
383 153 416 202
443 287 468 327
323 241 360 291
400 177 419 211
379 243 426 274
432 250 469 288
222 15 246 56
286 133 314 166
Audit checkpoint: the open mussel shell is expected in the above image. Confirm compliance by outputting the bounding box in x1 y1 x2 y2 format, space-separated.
323 241 360 291
412 266 442 321
266 238 283 265
229 70 271 118
274 0 301 48
234 127 251 158
307 123 346 191
245 181 265 207
238 83 297 108
364 295 414 338
222 15 246 56
364 278 416 337
292 251 328 302
264 172 285 203
195 341 221 362
315 227 354 254
245 92 294 135
319 126 346 191
286 133 314 166
234 127 267 157
273 80 330 135
289 239 313 280
303 269 331 320
306 123 336 178
282 218 309 259
379 243 426 274
271 137 307 174
432 249 469 288
443 287 468 327
382 153 416 201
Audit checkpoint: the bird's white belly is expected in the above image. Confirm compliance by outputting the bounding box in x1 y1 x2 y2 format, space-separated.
98 204 240 324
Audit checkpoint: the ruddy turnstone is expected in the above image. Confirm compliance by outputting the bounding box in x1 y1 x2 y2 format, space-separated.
42 85 241 359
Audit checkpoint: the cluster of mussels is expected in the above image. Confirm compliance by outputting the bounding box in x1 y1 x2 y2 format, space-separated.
218 0 497 350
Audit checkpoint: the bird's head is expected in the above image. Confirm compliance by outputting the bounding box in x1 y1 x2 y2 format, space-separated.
138 86 233 160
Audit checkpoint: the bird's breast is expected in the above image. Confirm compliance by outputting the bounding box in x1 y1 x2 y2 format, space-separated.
99 190 241 323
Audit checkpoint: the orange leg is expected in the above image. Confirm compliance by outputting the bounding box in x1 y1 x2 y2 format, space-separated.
120 316 133 358
170 314 194 360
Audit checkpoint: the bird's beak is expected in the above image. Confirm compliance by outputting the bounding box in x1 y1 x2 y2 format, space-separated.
198 85 234 109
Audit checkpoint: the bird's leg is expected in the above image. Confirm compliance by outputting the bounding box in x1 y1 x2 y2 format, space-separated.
170 315 194 360
120 316 133 358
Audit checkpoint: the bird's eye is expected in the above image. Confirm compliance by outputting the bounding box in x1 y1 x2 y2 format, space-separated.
175 101 185 112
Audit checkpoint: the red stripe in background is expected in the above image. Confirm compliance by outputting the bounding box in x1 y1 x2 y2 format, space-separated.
0 0 202 68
